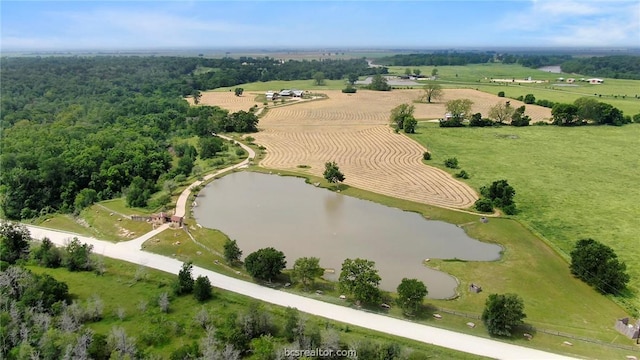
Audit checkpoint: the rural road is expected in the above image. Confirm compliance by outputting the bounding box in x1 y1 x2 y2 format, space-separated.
174 134 256 218
25 225 576 360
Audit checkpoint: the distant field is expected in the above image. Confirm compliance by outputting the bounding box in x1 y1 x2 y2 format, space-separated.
386 64 640 116
410 123 640 309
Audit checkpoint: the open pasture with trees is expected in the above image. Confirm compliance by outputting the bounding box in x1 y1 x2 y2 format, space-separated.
385 63 640 116
410 123 640 309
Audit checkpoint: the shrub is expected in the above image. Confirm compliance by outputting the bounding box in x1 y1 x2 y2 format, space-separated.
422 151 431 160
523 94 536 104
455 170 470 179
497 91 505 97
474 198 494 212
633 113 640 123
342 85 357 93
235 148 246 156
469 117 494 127
444 157 459 169
193 275 213 302
502 204 517 215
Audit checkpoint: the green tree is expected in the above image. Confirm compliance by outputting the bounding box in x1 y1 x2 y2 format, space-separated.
192 90 202 105
234 87 244 96
510 106 531 127
414 68 421 76
339 258 382 304
250 335 275 360
292 257 324 290
404 68 412 76
444 157 459 169
570 238 629 294
126 176 152 208
63 238 94 272
480 179 516 209
176 155 195 177
21 272 71 309
445 98 474 123
313 71 326 86
431 68 438 77
396 278 428 315
174 262 195 295
488 101 515 124
482 293 526 337
347 73 359 85
224 239 243 265
474 198 494 213
403 117 418 133
198 136 225 159
323 161 345 184
193 275 213 302
228 110 259 132
389 103 415 130
552 103 580 126
342 84 357 93
420 82 443 103
0 222 31 265
368 74 391 91
282 307 299 342
32 237 62 268
523 94 536 104
244 247 286 282
73 188 98 213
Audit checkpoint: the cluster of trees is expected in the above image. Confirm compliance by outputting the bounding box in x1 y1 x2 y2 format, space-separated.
474 180 517 215
570 238 630 295
390 103 418 133
173 262 213 302
367 74 391 91
551 97 633 126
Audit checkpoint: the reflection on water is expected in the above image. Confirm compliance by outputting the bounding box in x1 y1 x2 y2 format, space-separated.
193 172 501 299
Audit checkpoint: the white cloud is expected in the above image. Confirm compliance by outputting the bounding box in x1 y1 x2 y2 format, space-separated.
497 0 640 46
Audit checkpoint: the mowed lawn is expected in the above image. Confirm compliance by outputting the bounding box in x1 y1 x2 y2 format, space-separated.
410 123 640 308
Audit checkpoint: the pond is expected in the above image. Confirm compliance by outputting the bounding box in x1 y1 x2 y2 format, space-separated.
193 172 502 299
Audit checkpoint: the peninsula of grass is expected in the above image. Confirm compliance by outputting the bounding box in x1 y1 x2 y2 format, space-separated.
409 123 640 311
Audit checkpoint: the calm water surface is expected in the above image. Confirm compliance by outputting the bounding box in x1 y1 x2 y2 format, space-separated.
193 172 501 299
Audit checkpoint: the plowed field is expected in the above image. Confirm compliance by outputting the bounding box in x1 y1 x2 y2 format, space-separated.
199 89 552 209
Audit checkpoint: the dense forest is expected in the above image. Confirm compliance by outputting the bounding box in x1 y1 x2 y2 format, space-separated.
560 55 640 80
0 56 381 220
375 52 640 79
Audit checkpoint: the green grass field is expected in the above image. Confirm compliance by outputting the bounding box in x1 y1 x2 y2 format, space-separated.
387 64 640 116
26 258 486 359
409 123 640 311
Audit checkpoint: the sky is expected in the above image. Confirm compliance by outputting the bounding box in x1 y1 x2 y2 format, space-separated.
1 0 639 51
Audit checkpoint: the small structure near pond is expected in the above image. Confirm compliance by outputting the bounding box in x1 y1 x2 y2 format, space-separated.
469 283 482 293
615 317 640 339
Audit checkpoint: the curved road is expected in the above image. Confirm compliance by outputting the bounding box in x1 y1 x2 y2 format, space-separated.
22 137 576 360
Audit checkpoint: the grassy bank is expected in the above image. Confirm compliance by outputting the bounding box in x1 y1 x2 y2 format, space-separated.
27 258 485 359
409 123 640 311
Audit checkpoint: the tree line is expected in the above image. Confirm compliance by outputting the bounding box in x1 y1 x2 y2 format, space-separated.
374 52 640 80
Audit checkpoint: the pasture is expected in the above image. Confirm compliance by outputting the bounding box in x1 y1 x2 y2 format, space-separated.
410 123 640 310
386 64 640 116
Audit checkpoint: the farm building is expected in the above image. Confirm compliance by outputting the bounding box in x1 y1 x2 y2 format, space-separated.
150 212 184 228
265 91 278 101
588 78 604 84
566 78 575 84
292 89 304 97
279 90 292 96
